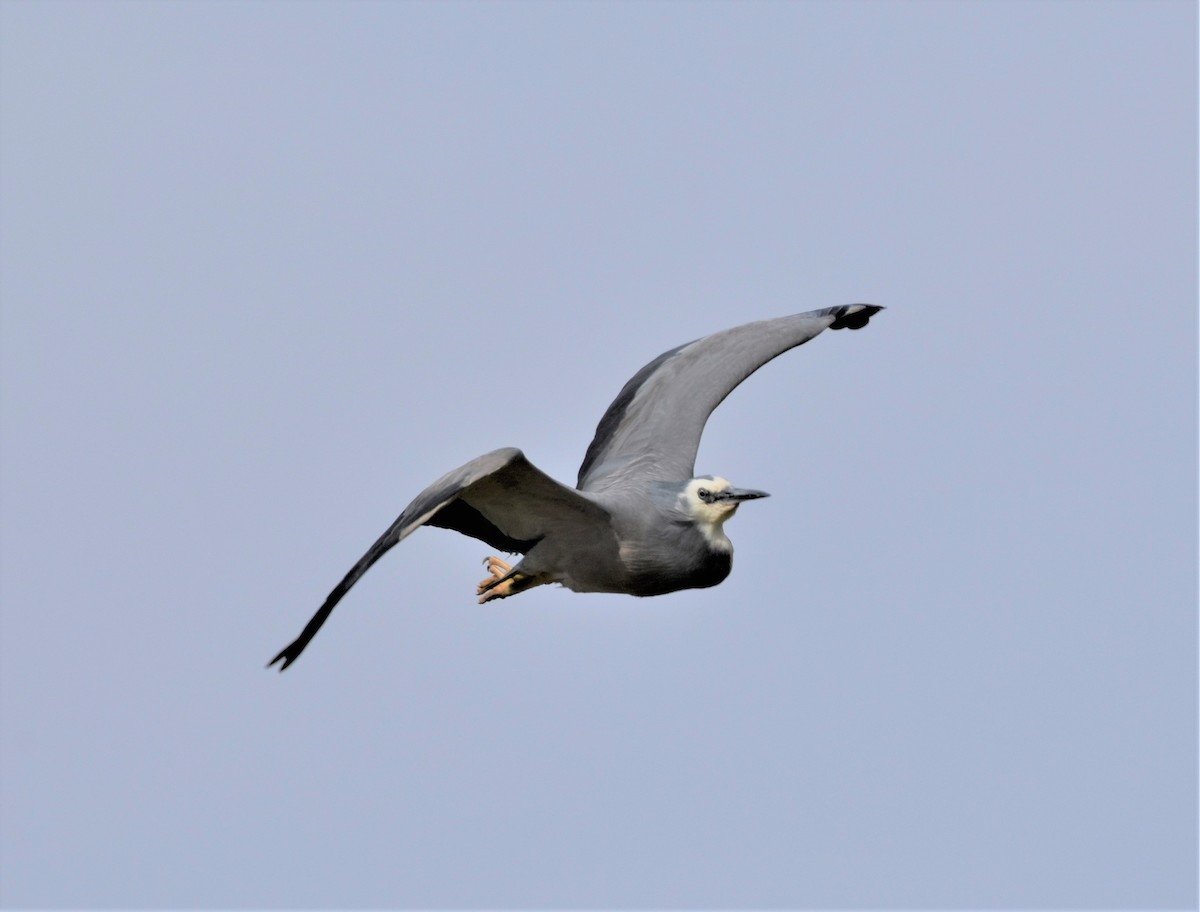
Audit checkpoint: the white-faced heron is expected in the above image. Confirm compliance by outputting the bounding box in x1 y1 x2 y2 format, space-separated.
270 303 883 669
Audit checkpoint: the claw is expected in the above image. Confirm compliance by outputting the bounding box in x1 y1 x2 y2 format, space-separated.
477 555 520 603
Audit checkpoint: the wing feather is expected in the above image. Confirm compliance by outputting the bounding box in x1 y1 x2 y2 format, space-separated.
270 447 606 669
576 304 883 491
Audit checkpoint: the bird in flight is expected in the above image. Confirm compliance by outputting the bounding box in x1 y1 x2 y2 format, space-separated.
270 304 884 669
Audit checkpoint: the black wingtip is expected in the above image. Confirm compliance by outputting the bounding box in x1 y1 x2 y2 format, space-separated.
828 303 884 331
267 640 302 672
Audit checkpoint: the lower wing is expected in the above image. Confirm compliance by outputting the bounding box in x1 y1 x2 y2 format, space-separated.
269 447 608 670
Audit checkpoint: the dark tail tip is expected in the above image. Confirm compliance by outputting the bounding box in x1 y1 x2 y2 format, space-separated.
828 303 885 330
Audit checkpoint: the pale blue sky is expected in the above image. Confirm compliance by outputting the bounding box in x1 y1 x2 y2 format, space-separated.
1 1 1195 908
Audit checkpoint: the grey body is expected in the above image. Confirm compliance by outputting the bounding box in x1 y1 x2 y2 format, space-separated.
271 303 883 669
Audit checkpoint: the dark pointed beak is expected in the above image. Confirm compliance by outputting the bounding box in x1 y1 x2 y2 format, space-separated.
719 487 770 503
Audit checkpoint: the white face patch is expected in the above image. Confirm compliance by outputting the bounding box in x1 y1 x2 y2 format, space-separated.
682 476 739 550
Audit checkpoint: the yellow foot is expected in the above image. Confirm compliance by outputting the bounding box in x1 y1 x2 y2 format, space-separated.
477 556 523 603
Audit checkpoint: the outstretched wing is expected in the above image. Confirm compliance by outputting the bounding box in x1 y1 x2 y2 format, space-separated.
576 304 884 492
270 447 608 670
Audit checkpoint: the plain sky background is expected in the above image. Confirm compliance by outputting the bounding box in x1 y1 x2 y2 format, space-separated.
1 1 1196 908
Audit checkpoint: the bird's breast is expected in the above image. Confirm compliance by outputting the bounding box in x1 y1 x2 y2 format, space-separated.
617 530 733 596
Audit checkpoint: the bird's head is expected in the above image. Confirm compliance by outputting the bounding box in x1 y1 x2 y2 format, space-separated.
680 476 770 549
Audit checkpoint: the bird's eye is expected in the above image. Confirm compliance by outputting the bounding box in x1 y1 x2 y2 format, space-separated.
697 488 711 502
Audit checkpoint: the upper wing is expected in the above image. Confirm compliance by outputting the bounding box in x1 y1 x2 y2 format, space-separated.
270 447 608 670
576 304 884 492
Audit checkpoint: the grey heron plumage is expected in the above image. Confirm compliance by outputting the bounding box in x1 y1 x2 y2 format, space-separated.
270 303 883 669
